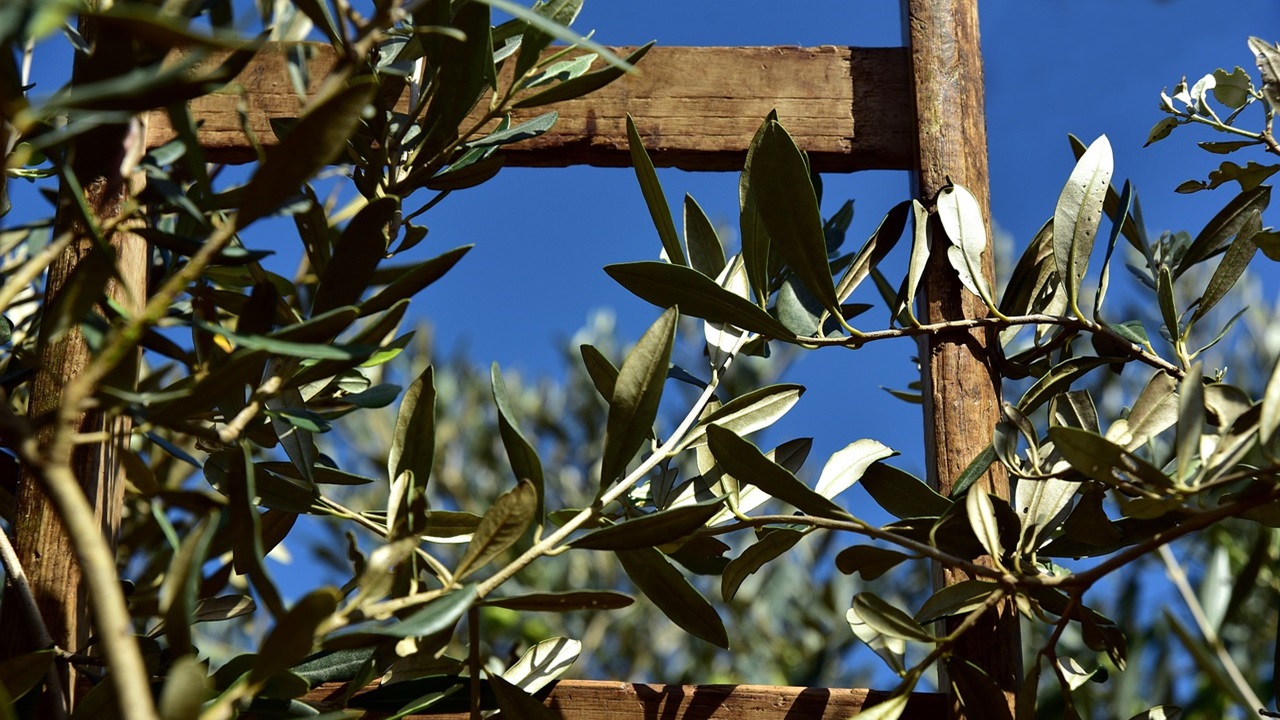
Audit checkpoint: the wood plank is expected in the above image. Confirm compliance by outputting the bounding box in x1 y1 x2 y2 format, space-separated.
298 679 946 719
906 0 1021 716
145 44 915 171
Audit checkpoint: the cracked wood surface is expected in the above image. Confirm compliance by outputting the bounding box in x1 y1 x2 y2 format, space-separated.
146 44 915 171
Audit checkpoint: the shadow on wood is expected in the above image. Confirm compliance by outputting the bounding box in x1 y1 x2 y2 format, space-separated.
294 679 946 719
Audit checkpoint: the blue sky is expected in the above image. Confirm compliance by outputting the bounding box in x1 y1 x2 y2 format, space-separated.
417 0 1280 479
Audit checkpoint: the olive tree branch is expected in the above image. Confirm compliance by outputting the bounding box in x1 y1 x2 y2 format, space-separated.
801 313 1184 379
1157 544 1266 713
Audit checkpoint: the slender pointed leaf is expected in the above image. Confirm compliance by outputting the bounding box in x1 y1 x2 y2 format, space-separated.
678 383 804 451
605 261 794 339
1191 209 1261 324
481 591 633 612
502 637 580 695
1175 365 1205 484
740 112 777 305
684 194 726 278
491 363 545 519
748 119 841 316
851 592 935 643
1048 427 1173 490
312 197 397 315
388 366 434 534
1054 135 1113 314
600 308 677 484
937 183 996 306
721 528 803 601
706 425 852 521
454 480 537 580
616 547 728 648
1177 185 1270 278
570 499 725 550
861 463 952 518
626 115 684 265
815 439 897 500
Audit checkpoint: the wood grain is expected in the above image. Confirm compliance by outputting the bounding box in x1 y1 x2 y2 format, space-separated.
145 44 915 171
906 0 1022 716
297 679 946 719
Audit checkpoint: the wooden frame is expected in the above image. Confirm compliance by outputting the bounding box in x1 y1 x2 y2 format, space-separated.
5 0 1014 716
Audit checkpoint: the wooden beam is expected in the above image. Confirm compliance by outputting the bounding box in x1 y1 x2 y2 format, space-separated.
0 14 147 718
905 0 1021 716
298 679 946 719
146 44 914 172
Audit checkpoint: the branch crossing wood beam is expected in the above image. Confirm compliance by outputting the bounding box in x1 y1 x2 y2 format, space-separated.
146 44 915 171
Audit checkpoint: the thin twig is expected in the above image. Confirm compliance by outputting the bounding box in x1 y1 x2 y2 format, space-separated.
0 526 67 720
803 313 1185 378
1158 544 1266 712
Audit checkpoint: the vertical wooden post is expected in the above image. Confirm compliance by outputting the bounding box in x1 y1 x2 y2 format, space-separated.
0 14 146 711
904 0 1021 715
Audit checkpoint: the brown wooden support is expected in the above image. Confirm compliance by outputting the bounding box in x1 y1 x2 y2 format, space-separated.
0 14 147 713
146 44 916 171
298 679 947 719
905 0 1022 715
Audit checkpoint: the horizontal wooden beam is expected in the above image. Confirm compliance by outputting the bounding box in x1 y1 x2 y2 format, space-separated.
146 44 915 172
298 679 946 719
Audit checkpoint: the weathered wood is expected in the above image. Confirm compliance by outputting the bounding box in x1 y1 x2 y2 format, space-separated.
905 0 1021 716
145 44 914 171
0 15 147 716
298 679 946 719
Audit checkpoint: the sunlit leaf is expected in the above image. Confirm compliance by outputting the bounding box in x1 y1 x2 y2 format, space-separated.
1054 135 1113 315
678 383 804 451
1048 427 1173 490
502 636 580 695
937 183 996 306
706 425 852 521
814 439 897 500
965 484 1004 563
514 43 654 108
